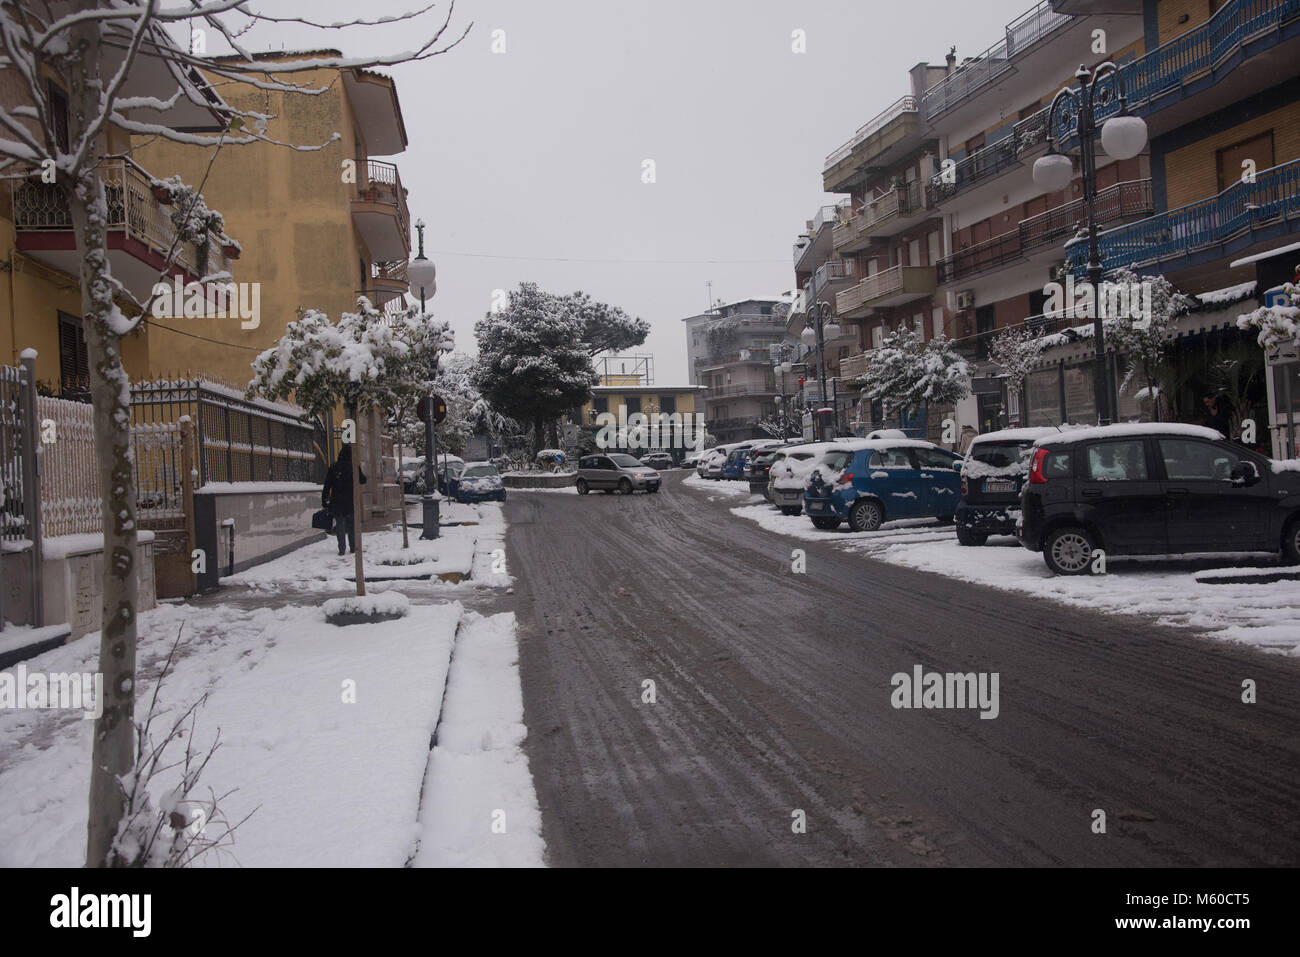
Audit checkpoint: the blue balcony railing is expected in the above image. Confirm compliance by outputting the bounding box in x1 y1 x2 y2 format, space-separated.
1066 158 1300 276
1112 0 1300 119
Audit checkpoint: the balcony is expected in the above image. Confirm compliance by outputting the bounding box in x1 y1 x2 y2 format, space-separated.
705 382 774 400
832 182 928 253
793 203 846 271
352 159 410 262
363 260 410 306
938 179 1153 285
927 108 1050 209
11 158 235 298
836 265 938 316
1068 158 1300 277
838 352 872 380
921 1 1073 121
812 258 856 293
822 95 921 192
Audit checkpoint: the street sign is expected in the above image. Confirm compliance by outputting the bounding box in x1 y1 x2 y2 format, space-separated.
417 394 448 424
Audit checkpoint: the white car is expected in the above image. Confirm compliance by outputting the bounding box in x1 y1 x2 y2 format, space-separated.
768 442 843 515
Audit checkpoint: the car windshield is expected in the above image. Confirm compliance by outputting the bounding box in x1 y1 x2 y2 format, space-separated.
609 454 644 468
462 465 497 478
971 442 1034 468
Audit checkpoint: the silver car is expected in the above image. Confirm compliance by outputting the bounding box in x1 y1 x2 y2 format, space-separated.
576 452 661 495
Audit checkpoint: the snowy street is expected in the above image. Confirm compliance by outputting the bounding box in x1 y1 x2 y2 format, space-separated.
502 473 1300 866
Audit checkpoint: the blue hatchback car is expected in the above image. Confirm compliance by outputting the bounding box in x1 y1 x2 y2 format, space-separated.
803 440 963 531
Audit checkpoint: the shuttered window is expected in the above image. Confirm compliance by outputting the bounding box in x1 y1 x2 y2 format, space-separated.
58 312 90 400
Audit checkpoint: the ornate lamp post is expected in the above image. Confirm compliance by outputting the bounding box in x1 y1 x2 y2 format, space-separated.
407 217 441 539
1033 62 1148 426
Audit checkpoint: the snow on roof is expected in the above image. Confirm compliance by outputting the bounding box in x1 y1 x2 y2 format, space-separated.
1033 423 1224 446
971 427 1073 445
830 438 943 452
1230 240 1300 269
1195 281 1257 307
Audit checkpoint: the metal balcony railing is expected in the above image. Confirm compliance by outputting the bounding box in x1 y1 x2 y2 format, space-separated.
838 352 872 380
836 264 931 313
372 260 409 283
938 180 1153 284
833 182 925 250
705 383 774 399
1067 159 1300 277
360 158 410 242
11 158 231 279
927 108 1050 208
824 95 918 172
922 1 1072 120
813 259 856 289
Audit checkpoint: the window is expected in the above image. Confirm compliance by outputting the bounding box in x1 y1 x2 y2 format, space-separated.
872 326 884 349
913 447 957 469
975 305 996 359
48 81 70 154
1085 440 1147 481
1158 439 1241 481
908 238 921 267
625 396 642 414
869 448 914 469
931 306 945 341
927 231 941 265
1043 451 1072 479
658 395 677 414
58 312 88 398
592 397 609 414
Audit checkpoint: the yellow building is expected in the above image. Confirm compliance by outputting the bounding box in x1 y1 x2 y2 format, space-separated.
129 53 414 386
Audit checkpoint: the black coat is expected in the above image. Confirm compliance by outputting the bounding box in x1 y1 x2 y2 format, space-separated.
323 459 367 515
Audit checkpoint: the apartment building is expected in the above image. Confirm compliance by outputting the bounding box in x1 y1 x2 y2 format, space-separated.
794 0 1300 452
133 54 418 512
683 296 796 443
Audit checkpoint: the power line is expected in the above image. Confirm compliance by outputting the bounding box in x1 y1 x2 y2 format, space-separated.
147 320 266 352
428 250 789 265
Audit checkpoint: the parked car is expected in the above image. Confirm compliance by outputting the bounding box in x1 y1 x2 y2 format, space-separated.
955 427 1062 545
455 462 506 503
804 439 964 531
1018 423 1300 574
748 445 797 497
575 452 661 494
723 448 750 480
681 449 704 469
640 451 675 470
438 458 466 497
700 448 728 479
768 442 837 515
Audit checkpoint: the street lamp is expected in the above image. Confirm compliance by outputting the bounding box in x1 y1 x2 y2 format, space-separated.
1033 62 1147 426
408 217 441 539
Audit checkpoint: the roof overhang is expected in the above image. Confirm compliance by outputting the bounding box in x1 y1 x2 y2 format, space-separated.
343 70 407 156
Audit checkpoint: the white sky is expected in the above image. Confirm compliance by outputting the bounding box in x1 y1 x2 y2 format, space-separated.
201 0 1033 383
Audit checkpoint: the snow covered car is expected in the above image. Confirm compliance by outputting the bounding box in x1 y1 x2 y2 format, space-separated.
454 462 506 503
1018 424 1300 574
955 427 1062 545
804 439 963 531
768 443 838 515
640 451 675 470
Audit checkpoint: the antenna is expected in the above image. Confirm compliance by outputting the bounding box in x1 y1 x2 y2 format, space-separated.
705 281 713 313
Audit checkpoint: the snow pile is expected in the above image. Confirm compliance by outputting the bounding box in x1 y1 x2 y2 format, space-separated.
323 592 410 620
1271 459 1300 474
412 612 544 867
1033 422 1223 446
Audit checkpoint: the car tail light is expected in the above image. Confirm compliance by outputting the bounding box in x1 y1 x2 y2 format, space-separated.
1029 448 1050 485
960 474 968 496
836 471 853 485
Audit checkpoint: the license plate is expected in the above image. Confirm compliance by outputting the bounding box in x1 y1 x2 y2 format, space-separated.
983 479 1016 493
808 501 825 512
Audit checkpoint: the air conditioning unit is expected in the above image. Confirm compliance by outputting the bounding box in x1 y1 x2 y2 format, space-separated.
955 290 976 310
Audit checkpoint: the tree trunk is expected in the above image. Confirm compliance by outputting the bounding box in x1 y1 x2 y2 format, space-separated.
350 402 365 596
1147 374 1160 423
67 34 138 867
396 423 409 550
548 419 559 450
533 412 545 455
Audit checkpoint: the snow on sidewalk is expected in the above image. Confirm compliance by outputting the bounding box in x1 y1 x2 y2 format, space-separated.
729 502 1300 655
682 474 759 499
0 598 462 866
411 611 545 867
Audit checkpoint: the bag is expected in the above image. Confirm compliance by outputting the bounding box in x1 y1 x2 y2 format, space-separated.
312 509 335 532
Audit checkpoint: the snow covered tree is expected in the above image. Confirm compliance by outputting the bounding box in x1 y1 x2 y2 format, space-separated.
562 291 650 356
1237 279 1299 355
988 324 1044 397
1106 268 1193 422
0 0 467 868
861 326 970 417
473 283 600 453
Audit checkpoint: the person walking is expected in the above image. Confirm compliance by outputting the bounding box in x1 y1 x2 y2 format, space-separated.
322 444 366 555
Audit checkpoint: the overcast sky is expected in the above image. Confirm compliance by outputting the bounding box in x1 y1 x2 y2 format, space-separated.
222 0 1032 384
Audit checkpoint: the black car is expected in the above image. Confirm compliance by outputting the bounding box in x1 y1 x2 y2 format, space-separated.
955 428 1061 546
748 445 793 498
1017 424 1300 575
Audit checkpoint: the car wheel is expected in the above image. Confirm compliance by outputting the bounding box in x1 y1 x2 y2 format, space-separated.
780 506 801 516
848 499 884 533
602 489 614 495
810 516 841 530
576 478 589 495
1044 526 1096 575
648 485 659 494
619 478 633 495
1283 517 1300 564
955 526 987 547
936 513 955 525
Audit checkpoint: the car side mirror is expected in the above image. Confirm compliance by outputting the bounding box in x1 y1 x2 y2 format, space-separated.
1230 461 1260 486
